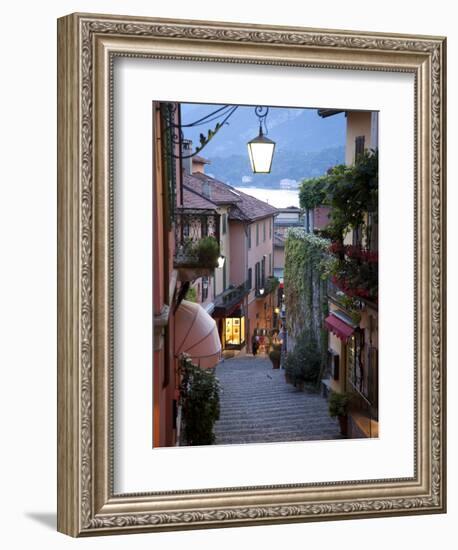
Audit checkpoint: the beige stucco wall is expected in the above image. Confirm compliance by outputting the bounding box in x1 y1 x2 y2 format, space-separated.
229 221 247 287
248 292 274 336
345 111 373 165
328 303 347 394
213 206 231 296
246 216 275 339
247 218 274 277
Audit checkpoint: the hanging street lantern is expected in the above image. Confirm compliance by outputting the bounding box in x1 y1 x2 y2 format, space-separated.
217 255 226 269
164 102 276 173
247 130 276 173
247 106 276 174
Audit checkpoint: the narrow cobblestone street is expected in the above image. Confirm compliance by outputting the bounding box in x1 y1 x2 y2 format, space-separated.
214 355 341 445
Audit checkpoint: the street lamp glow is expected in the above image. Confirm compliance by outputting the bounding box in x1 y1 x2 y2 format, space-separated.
217 255 226 269
259 288 265 296
247 128 276 174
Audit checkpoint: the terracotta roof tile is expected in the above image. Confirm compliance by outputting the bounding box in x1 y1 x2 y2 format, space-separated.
188 172 277 222
228 187 278 222
182 186 217 210
184 172 241 205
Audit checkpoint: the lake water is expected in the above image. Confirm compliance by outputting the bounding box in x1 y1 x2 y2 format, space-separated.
235 187 300 208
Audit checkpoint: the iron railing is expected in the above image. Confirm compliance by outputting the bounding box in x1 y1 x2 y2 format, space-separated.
347 381 378 438
327 280 362 311
214 280 250 314
255 276 280 298
327 279 377 312
174 208 221 268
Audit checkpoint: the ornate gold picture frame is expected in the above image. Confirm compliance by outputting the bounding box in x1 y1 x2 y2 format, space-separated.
57 13 446 536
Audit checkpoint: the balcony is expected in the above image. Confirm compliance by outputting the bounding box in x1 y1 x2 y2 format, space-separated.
255 276 280 299
174 208 221 280
327 243 378 308
214 280 250 317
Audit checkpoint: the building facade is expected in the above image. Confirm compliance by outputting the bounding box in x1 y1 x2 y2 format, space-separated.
273 206 304 330
152 104 222 447
181 157 278 355
319 109 379 438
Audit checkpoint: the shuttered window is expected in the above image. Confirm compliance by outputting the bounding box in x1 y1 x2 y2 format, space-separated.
355 135 365 162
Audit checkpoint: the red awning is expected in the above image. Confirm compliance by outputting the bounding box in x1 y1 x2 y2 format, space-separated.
324 314 355 342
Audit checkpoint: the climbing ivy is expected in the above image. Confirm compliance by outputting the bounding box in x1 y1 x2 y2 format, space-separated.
284 229 330 385
298 149 378 243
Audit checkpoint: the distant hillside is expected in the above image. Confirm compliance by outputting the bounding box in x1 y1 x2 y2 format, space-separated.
181 103 346 187
205 146 345 188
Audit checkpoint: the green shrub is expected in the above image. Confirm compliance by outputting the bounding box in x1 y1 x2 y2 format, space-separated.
328 392 351 418
284 331 321 385
178 355 220 445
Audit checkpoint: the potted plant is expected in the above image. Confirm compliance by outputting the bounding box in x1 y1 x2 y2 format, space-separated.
178 355 220 446
268 344 282 369
195 236 220 268
328 391 351 436
175 236 221 280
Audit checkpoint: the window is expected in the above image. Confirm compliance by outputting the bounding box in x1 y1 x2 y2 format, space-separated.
347 330 365 394
248 268 252 290
224 317 246 348
355 135 365 162
202 276 209 301
269 218 272 239
256 223 259 246
248 225 252 249
269 253 272 276
328 350 340 380
263 221 266 242
261 256 266 287
255 262 260 290
221 213 227 235
201 218 208 237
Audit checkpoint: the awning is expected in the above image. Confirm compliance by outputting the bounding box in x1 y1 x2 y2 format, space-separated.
324 314 355 342
175 300 222 369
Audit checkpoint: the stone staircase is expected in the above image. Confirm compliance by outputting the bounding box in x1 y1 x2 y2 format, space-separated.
214 356 341 445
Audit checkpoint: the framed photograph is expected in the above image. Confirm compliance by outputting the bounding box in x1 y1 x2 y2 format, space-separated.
57 13 446 536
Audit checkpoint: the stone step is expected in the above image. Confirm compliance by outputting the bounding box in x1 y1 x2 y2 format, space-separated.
212 356 341 445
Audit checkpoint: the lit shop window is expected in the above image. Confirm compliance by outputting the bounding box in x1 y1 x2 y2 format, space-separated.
224 317 246 347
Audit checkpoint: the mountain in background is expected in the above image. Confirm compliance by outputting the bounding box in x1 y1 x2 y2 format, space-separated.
181 103 346 187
